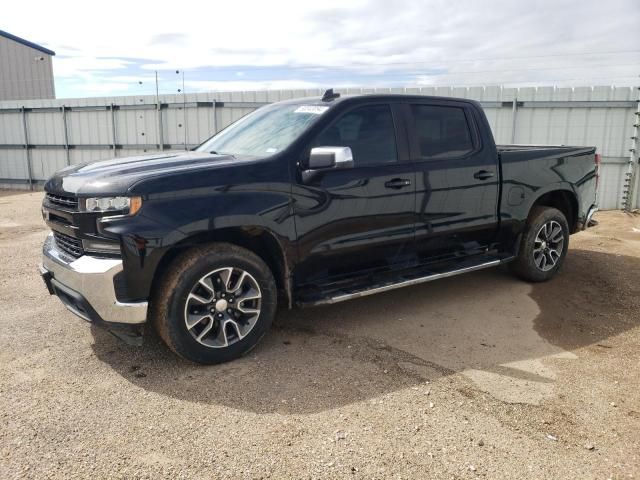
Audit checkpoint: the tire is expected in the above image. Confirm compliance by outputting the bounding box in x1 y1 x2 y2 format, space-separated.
150 243 277 364
510 206 570 282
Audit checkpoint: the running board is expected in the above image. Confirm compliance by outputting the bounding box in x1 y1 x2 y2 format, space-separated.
305 258 513 306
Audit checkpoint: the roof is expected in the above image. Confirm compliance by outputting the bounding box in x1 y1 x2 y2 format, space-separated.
0 29 55 56
277 93 480 107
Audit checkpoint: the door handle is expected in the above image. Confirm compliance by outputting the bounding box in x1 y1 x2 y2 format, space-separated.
473 170 495 180
385 178 412 189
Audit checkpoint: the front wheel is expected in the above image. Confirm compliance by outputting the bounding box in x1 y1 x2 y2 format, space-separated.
510 206 570 282
151 243 277 364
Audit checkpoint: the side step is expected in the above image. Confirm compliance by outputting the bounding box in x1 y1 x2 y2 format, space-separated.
300 256 514 307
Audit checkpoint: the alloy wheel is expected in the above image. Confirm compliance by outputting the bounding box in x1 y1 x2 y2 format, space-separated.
183 267 262 348
533 220 565 272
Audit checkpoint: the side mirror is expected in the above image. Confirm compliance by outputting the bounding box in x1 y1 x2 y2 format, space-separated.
308 146 354 170
302 147 354 183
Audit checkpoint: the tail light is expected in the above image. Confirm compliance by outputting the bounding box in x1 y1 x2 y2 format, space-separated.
595 153 601 190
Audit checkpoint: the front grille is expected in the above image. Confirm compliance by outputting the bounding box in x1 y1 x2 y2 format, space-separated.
46 193 79 211
53 231 84 258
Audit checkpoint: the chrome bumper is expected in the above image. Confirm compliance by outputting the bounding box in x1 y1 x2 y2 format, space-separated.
40 233 147 325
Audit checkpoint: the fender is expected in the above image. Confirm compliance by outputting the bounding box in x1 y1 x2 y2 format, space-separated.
523 182 578 221
171 222 294 308
498 182 579 256
102 186 297 304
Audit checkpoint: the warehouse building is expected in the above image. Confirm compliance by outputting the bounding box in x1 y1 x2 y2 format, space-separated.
0 29 55 101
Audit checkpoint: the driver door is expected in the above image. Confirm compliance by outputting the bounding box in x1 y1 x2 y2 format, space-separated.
291 102 416 286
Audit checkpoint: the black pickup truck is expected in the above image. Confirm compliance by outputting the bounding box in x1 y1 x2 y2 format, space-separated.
40 91 599 364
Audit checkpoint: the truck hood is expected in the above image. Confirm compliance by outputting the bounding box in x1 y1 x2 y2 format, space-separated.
44 151 241 196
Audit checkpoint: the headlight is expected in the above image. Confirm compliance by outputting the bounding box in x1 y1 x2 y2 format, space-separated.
81 196 142 215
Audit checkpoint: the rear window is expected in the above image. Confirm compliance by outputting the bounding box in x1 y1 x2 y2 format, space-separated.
411 105 475 160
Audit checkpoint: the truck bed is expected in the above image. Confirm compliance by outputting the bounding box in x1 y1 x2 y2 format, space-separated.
496 143 598 233
497 144 595 155
497 144 596 169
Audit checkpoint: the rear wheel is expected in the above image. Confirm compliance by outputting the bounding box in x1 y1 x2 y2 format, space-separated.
151 243 277 364
511 206 569 282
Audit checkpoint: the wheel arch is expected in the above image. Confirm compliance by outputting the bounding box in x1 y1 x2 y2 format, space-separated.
152 226 293 308
528 188 579 233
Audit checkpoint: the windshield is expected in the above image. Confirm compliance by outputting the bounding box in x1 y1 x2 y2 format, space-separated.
196 102 330 158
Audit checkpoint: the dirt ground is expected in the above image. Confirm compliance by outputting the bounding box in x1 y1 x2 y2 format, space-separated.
0 191 638 479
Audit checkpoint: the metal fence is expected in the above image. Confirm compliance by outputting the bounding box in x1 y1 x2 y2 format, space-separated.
0 85 638 209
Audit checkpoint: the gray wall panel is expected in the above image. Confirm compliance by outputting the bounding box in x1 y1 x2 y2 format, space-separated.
0 85 638 209
0 112 24 144
0 36 55 101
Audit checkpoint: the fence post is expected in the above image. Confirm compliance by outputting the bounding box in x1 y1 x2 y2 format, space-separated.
155 71 164 151
21 106 34 190
183 99 188 151
212 100 217 134
62 105 71 165
110 103 118 157
157 102 164 151
511 97 518 144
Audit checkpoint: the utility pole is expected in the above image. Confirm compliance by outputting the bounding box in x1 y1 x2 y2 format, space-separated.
176 69 188 151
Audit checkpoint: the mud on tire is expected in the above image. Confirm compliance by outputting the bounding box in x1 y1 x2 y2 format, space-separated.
150 243 277 364
511 206 570 283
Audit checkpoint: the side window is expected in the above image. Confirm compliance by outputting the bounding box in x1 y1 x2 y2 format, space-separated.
313 105 398 166
411 105 475 160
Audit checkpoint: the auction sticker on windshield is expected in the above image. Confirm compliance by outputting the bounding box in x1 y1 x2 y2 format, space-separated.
294 105 329 115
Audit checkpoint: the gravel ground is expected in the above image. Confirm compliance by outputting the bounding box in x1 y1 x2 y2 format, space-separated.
0 191 639 479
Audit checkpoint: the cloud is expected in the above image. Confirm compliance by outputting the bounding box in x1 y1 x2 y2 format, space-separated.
53 57 133 77
72 82 134 95
184 79 325 92
149 33 189 46
3 0 638 98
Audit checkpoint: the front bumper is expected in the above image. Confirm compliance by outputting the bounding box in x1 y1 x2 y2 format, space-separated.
40 233 148 328
581 204 599 230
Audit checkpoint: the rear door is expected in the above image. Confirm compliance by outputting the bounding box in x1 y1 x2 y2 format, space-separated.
406 101 500 262
292 102 416 285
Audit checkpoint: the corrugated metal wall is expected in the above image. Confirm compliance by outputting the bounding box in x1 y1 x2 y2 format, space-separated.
0 36 55 101
0 85 638 209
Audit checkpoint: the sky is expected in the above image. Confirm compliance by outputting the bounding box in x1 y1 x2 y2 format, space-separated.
3 0 640 98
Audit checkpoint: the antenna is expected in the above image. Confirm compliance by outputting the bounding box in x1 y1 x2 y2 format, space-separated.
322 88 340 102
